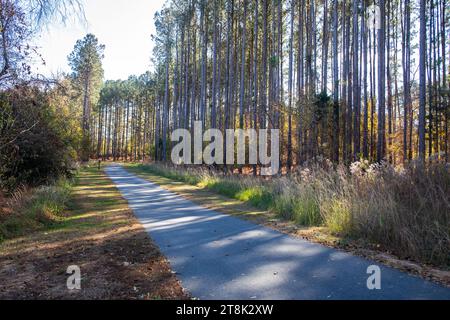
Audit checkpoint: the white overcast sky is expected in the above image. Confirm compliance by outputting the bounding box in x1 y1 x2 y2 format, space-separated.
33 0 165 81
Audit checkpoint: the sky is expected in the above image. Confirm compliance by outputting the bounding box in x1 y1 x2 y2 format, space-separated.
33 0 166 81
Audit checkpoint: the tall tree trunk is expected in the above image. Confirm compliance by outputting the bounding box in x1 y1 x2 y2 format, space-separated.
200 0 207 131
297 0 305 164
162 37 170 161
239 0 247 132
402 0 412 162
419 0 427 163
362 0 369 159
332 0 339 163
224 0 234 170
387 0 393 162
352 0 360 160
211 0 218 130
322 0 329 94
260 0 268 132
442 0 448 162
377 0 386 163
252 0 259 175
287 0 294 172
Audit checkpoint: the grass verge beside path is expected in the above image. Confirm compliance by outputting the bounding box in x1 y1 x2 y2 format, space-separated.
0 165 188 299
123 162 450 287
0 179 72 242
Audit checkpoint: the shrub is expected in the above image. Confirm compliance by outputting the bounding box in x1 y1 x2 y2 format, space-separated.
0 86 79 193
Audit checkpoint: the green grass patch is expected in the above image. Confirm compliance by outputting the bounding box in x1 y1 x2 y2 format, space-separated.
236 187 273 209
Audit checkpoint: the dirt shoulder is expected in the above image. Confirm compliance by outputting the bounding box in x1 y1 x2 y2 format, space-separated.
123 163 450 288
0 166 189 300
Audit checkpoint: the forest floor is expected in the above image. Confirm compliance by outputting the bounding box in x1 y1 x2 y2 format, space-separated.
122 162 450 288
0 166 189 300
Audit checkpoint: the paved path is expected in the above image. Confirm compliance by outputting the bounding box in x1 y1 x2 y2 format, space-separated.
105 165 450 300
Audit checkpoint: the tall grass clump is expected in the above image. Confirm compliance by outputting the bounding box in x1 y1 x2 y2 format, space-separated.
0 178 72 241
271 177 322 225
283 160 449 265
347 162 450 266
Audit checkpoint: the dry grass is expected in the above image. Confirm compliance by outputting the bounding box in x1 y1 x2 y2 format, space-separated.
290 161 450 267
